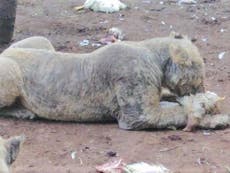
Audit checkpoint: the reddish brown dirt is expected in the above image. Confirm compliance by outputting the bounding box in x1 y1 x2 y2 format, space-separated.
0 0 230 172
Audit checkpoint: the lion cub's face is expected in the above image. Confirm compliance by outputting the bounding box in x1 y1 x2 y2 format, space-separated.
0 136 24 173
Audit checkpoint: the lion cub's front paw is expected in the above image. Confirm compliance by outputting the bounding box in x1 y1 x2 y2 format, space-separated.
183 116 200 132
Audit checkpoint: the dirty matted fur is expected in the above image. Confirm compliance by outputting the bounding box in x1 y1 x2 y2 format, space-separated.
0 135 24 173
0 35 229 130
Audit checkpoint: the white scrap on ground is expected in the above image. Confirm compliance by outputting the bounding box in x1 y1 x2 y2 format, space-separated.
218 52 226 60
178 0 197 4
124 162 171 173
84 0 127 13
71 151 77 160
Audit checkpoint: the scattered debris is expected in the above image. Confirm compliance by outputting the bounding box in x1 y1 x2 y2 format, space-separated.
167 126 177 130
100 20 109 24
201 38 208 42
79 39 90 46
220 28 226 33
108 27 125 40
159 146 179 152
218 79 224 82
99 35 117 45
118 13 125 21
161 21 166 25
79 157 83 165
106 151 117 157
150 7 166 12
142 0 151 4
99 27 125 45
96 160 171 173
201 0 217 3
70 151 83 165
196 157 209 165
74 5 84 11
211 17 216 21
201 17 219 25
124 162 170 173
191 37 197 42
178 0 197 5
71 151 77 160
92 43 102 47
218 52 226 60
96 159 124 173
82 0 127 13
202 130 211 136
168 135 182 141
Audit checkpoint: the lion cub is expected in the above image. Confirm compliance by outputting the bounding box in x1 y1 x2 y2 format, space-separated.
0 135 24 173
178 91 224 131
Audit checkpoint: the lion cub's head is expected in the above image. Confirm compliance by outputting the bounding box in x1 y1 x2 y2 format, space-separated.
164 32 205 96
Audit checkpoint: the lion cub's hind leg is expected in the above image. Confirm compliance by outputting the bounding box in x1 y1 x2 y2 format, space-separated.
9 36 55 51
0 58 22 109
0 104 36 120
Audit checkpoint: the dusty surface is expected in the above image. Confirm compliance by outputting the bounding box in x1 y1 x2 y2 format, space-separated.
0 0 229 172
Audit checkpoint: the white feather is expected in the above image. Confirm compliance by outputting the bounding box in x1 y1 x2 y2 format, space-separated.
84 0 127 13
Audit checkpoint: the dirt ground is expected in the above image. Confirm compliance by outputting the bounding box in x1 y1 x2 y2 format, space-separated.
0 0 230 172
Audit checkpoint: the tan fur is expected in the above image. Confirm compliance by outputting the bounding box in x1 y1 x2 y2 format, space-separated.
9 36 55 51
0 136 24 173
0 58 22 108
0 137 9 173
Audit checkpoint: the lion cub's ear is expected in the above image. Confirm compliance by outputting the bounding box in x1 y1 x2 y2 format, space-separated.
169 31 189 40
169 44 192 66
5 135 25 165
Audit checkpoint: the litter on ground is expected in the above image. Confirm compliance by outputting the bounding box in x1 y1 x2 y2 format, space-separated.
124 162 170 173
178 0 197 4
99 27 125 45
218 52 226 60
96 159 124 173
96 159 171 173
79 39 90 46
71 151 77 160
75 0 127 13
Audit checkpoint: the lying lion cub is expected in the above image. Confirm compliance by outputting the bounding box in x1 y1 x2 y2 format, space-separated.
0 135 24 173
0 35 229 130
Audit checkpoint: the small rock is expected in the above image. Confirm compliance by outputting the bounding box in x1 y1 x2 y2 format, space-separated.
168 135 182 141
191 38 197 42
217 79 224 82
106 151 117 157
